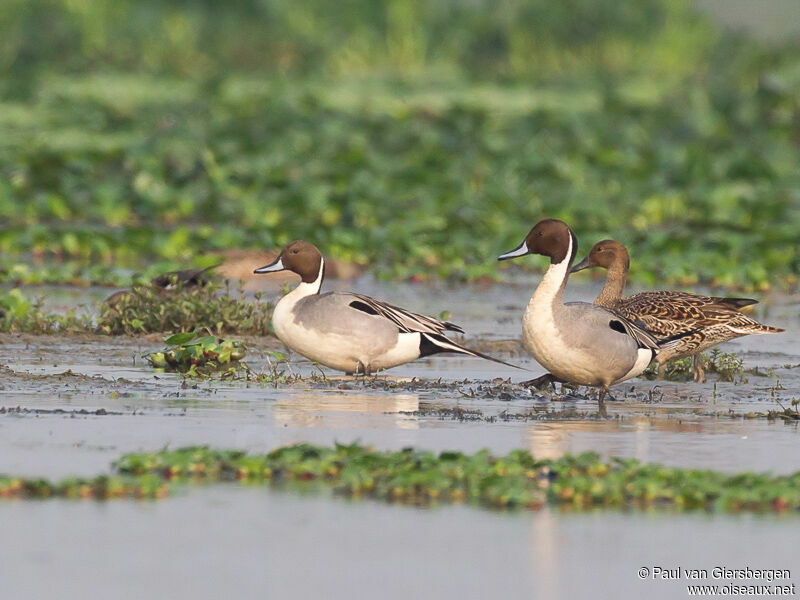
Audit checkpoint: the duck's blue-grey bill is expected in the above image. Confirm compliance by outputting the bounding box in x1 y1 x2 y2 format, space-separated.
570 257 591 273
497 241 529 261
254 257 284 274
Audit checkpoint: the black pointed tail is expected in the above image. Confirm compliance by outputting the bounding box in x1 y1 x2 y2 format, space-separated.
719 297 758 310
419 333 524 370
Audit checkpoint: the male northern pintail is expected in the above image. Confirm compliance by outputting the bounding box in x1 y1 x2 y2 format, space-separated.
498 219 686 411
570 239 784 382
254 240 518 375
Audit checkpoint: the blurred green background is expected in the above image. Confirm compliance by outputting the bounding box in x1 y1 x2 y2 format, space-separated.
1 0 799 288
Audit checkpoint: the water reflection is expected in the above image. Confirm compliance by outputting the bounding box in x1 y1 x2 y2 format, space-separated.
530 509 560 599
527 418 708 461
525 418 799 474
272 390 420 430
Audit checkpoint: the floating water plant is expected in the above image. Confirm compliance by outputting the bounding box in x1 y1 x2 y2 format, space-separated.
146 330 246 376
1 445 798 514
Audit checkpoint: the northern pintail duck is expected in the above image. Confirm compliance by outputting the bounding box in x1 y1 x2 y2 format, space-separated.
570 239 784 382
105 264 220 308
498 219 683 411
254 240 517 375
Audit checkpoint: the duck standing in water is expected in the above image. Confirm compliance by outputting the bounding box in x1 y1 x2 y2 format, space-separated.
498 219 685 412
254 240 519 375
570 239 784 382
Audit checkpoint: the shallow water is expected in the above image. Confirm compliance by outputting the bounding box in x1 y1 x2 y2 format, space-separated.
1 487 797 600
1 277 799 599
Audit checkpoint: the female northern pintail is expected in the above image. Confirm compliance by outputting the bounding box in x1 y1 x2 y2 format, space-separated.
254 240 518 375
498 219 685 411
105 264 220 308
570 239 784 382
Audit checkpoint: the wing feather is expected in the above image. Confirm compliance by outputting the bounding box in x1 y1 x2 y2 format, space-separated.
347 293 463 334
607 314 660 350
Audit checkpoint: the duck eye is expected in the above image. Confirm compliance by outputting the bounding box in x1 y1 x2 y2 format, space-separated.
537 231 543 237
292 249 299 254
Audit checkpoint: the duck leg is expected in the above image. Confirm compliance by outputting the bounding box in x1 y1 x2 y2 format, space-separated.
657 361 667 380
520 373 564 390
348 361 371 377
597 387 609 418
692 355 705 383
603 389 620 402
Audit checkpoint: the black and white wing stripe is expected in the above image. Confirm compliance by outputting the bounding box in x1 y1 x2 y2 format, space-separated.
608 315 660 350
347 293 463 335
347 293 522 370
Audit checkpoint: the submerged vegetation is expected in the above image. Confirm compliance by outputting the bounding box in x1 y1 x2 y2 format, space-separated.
1 1 800 287
1 444 799 514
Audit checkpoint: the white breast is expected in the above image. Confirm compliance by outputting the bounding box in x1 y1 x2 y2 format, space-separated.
519 236 623 387
272 294 361 372
522 302 606 386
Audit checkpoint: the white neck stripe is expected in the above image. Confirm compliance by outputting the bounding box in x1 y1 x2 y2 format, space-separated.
289 256 324 300
530 233 572 307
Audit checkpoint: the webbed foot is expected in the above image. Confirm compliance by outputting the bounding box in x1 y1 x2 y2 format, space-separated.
520 373 563 390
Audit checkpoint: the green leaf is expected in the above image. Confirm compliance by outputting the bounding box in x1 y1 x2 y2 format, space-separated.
165 332 195 345
183 335 217 348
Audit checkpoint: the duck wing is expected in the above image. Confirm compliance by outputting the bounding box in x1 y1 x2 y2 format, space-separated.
341 293 521 369
621 291 755 319
569 301 688 352
611 291 759 338
346 293 463 335
606 314 661 350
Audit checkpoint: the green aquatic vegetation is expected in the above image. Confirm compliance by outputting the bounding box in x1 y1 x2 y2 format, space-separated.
5 72 800 288
3 444 799 514
96 282 273 335
1 0 708 81
767 399 800 422
705 350 747 383
645 350 745 382
0 282 274 335
1 1 800 288
0 289 89 334
0 474 168 500
145 330 246 376
0 289 31 320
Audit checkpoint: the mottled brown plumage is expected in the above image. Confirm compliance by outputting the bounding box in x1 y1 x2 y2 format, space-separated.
571 240 783 382
105 264 220 309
